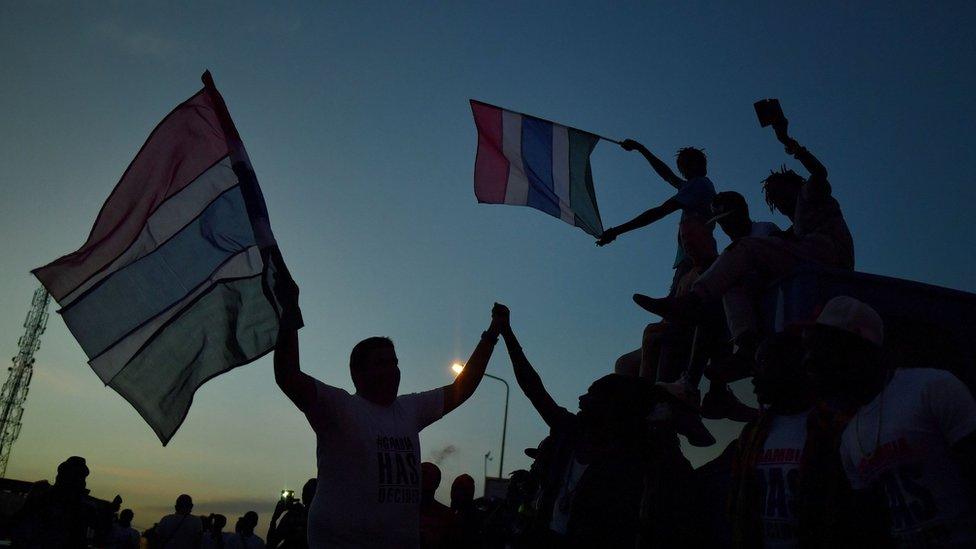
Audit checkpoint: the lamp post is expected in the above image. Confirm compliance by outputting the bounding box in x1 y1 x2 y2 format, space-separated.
453 363 509 478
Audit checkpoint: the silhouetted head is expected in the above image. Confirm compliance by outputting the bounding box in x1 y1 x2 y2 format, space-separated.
709 191 753 240
678 217 717 267
350 337 400 405
236 511 258 535
802 297 885 406
421 462 442 498
211 514 227 532
175 494 193 514
119 509 134 527
675 147 707 179
577 374 656 438
301 478 317 506
762 168 804 219
54 456 89 493
450 474 475 509
752 333 812 411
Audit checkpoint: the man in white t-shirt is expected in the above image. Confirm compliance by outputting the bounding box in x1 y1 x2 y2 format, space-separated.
273 284 505 549
731 333 813 549
805 296 976 547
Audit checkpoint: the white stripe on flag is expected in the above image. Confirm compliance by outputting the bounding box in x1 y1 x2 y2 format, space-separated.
502 111 529 205
61 157 239 308
88 246 265 384
551 125 573 223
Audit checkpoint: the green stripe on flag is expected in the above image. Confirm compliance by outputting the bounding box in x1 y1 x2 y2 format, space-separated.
567 130 603 236
109 274 279 444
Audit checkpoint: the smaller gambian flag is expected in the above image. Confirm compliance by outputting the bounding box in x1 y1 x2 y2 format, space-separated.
33 72 299 445
470 100 605 237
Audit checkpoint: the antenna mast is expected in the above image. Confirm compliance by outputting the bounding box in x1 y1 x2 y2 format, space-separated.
0 287 50 477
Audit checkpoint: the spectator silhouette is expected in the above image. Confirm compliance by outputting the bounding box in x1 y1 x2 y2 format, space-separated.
202 514 231 549
707 191 780 242
729 332 872 548
496 306 670 547
273 274 506 548
106 508 141 549
228 511 264 549
419 463 455 549
10 455 117 548
268 479 316 549
449 474 479 547
808 296 976 545
597 141 717 296
634 113 855 382
151 494 203 548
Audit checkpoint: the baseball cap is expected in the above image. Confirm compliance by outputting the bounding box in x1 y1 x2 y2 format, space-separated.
814 296 884 347
706 191 748 225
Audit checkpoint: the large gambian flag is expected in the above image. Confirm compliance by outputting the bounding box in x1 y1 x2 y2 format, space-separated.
470 100 605 237
33 72 299 444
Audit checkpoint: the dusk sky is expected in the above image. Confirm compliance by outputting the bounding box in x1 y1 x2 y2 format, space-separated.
2 1 974 534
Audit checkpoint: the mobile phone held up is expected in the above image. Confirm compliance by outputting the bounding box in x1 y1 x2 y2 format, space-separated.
754 99 785 127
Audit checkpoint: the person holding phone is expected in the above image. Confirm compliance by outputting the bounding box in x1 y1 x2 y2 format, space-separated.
634 102 855 380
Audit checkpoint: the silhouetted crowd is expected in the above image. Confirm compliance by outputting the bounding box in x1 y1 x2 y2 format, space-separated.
9 108 976 548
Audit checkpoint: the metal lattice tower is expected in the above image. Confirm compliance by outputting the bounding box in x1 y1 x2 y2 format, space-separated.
0 287 50 477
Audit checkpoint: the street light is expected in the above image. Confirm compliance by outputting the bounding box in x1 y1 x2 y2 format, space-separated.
452 362 509 478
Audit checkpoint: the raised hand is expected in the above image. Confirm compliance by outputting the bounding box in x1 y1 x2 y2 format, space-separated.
596 227 618 246
490 302 510 334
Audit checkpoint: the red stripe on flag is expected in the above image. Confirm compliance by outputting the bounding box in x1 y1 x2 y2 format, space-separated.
470 100 509 204
34 91 230 301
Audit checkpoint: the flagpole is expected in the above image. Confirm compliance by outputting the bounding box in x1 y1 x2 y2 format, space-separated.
469 99 622 145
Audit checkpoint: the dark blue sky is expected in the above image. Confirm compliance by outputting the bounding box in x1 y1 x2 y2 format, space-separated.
1 1 974 531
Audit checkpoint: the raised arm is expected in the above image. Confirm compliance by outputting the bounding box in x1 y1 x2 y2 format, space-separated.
500 317 565 428
273 274 316 412
773 120 828 182
596 199 682 246
275 328 317 412
442 303 505 415
621 139 685 189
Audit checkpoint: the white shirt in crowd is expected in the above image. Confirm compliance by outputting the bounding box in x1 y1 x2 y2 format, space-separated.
305 381 444 548
841 368 976 547
155 513 203 549
750 221 780 238
757 410 810 549
550 456 589 535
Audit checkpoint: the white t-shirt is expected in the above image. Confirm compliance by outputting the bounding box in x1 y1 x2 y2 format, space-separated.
756 410 809 549
841 368 976 547
305 381 445 548
550 456 589 535
155 513 203 548
750 221 780 238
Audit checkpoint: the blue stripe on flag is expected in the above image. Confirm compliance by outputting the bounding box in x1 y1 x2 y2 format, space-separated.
62 187 256 358
521 117 560 217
